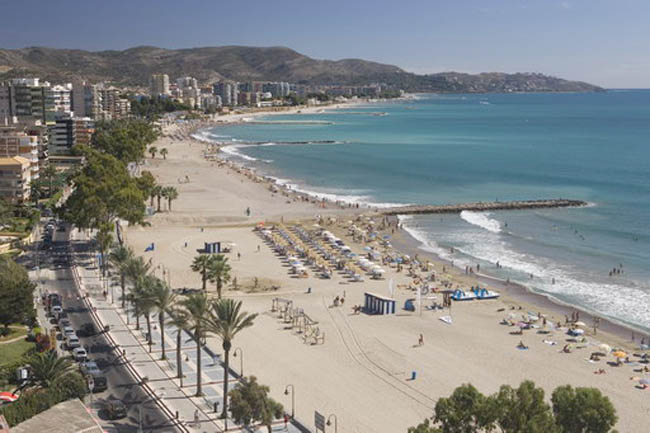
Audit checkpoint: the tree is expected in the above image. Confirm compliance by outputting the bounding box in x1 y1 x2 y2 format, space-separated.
149 146 158 159
191 254 215 291
408 419 441 433
63 147 146 230
160 148 168 160
180 292 212 397
42 164 58 196
109 245 134 309
0 257 36 333
162 186 179 211
91 118 158 163
552 385 618 433
168 309 189 381
136 170 157 203
125 256 151 329
152 184 163 212
137 275 157 352
25 350 75 389
207 298 257 419
95 224 114 277
229 376 284 433
492 381 557 433
433 383 495 433
151 280 177 360
207 254 231 299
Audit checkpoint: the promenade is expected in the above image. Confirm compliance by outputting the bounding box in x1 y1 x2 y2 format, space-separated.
71 228 305 433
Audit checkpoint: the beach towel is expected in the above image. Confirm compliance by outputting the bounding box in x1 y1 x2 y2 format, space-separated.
439 315 452 325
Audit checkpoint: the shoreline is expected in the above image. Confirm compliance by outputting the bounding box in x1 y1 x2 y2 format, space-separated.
183 103 649 347
389 223 645 347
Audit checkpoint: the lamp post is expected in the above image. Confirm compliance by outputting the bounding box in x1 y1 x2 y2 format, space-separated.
327 414 338 433
233 347 243 377
284 384 295 419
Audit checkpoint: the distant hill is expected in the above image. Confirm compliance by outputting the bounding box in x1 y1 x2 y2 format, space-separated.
0 46 603 93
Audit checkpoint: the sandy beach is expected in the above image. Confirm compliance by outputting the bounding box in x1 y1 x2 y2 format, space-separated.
123 110 649 433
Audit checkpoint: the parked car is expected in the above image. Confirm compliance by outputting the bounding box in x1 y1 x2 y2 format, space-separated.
57 317 71 330
105 400 127 420
91 375 108 392
80 360 101 376
65 335 81 349
72 347 87 362
62 326 76 338
51 305 63 316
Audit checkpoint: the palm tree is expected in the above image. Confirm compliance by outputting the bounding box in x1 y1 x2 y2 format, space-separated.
162 186 179 211
208 254 231 299
95 225 114 277
155 185 164 212
108 245 134 309
151 280 177 360
180 292 212 397
26 350 75 389
168 308 189 381
149 146 158 159
150 184 162 208
125 257 151 329
138 275 157 352
160 148 168 160
42 164 58 196
191 254 215 291
207 298 257 419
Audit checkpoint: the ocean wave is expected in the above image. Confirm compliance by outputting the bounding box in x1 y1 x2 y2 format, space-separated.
220 145 261 162
400 217 650 330
460 211 501 233
267 177 405 209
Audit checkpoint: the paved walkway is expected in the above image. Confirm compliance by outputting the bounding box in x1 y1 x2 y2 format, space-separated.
72 229 307 433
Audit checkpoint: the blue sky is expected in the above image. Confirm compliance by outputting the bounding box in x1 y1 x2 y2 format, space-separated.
1 0 648 88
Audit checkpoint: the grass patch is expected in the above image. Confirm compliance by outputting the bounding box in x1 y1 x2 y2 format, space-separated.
0 326 28 342
0 338 34 367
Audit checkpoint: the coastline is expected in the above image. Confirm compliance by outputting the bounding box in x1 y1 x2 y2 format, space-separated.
185 102 647 346
390 223 644 346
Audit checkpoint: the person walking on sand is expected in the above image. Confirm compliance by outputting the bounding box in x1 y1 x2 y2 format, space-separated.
418 334 424 346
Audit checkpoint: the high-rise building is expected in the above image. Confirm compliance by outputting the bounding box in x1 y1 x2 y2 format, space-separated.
0 126 40 181
6 78 56 124
150 74 170 97
48 84 72 114
0 156 31 203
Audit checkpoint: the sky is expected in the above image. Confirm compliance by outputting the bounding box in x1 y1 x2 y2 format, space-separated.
1 0 648 88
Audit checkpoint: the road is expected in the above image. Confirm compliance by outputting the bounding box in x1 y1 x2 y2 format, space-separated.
22 220 180 433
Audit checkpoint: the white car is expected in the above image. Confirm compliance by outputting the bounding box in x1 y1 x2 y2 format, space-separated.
51 305 63 315
80 360 101 376
66 335 81 349
62 326 75 337
72 347 87 362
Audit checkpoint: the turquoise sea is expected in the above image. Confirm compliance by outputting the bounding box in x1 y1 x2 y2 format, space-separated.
196 91 650 332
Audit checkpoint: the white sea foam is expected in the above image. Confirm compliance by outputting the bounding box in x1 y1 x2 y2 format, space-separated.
220 145 259 162
399 217 650 331
460 211 501 233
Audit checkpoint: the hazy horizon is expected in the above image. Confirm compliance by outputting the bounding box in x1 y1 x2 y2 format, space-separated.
2 0 649 88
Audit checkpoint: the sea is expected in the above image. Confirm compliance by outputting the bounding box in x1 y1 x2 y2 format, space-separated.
195 91 650 333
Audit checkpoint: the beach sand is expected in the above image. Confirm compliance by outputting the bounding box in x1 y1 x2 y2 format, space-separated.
124 113 648 433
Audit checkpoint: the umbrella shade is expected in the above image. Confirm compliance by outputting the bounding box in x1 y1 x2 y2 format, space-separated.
612 351 627 358
0 392 18 402
598 343 611 353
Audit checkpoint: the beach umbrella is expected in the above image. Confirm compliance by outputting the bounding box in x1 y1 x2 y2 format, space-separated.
598 343 611 353
0 392 18 403
639 378 650 385
574 321 586 327
517 322 529 329
612 351 627 358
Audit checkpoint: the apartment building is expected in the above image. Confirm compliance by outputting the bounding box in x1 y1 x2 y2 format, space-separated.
0 156 31 203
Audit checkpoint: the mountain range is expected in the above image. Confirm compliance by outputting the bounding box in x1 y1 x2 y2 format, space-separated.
0 46 603 93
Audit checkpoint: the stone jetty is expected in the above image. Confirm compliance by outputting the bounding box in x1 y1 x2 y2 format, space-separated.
380 199 587 216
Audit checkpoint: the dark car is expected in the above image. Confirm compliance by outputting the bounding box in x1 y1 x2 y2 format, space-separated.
106 400 127 420
91 376 108 392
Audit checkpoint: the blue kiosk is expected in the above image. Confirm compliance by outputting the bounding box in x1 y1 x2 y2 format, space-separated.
364 292 396 315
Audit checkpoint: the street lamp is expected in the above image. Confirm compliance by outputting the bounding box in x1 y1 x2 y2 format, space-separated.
233 347 243 377
284 384 295 419
327 414 338 433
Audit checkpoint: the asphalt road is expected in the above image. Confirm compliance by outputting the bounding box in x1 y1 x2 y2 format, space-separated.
22 221 179 433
